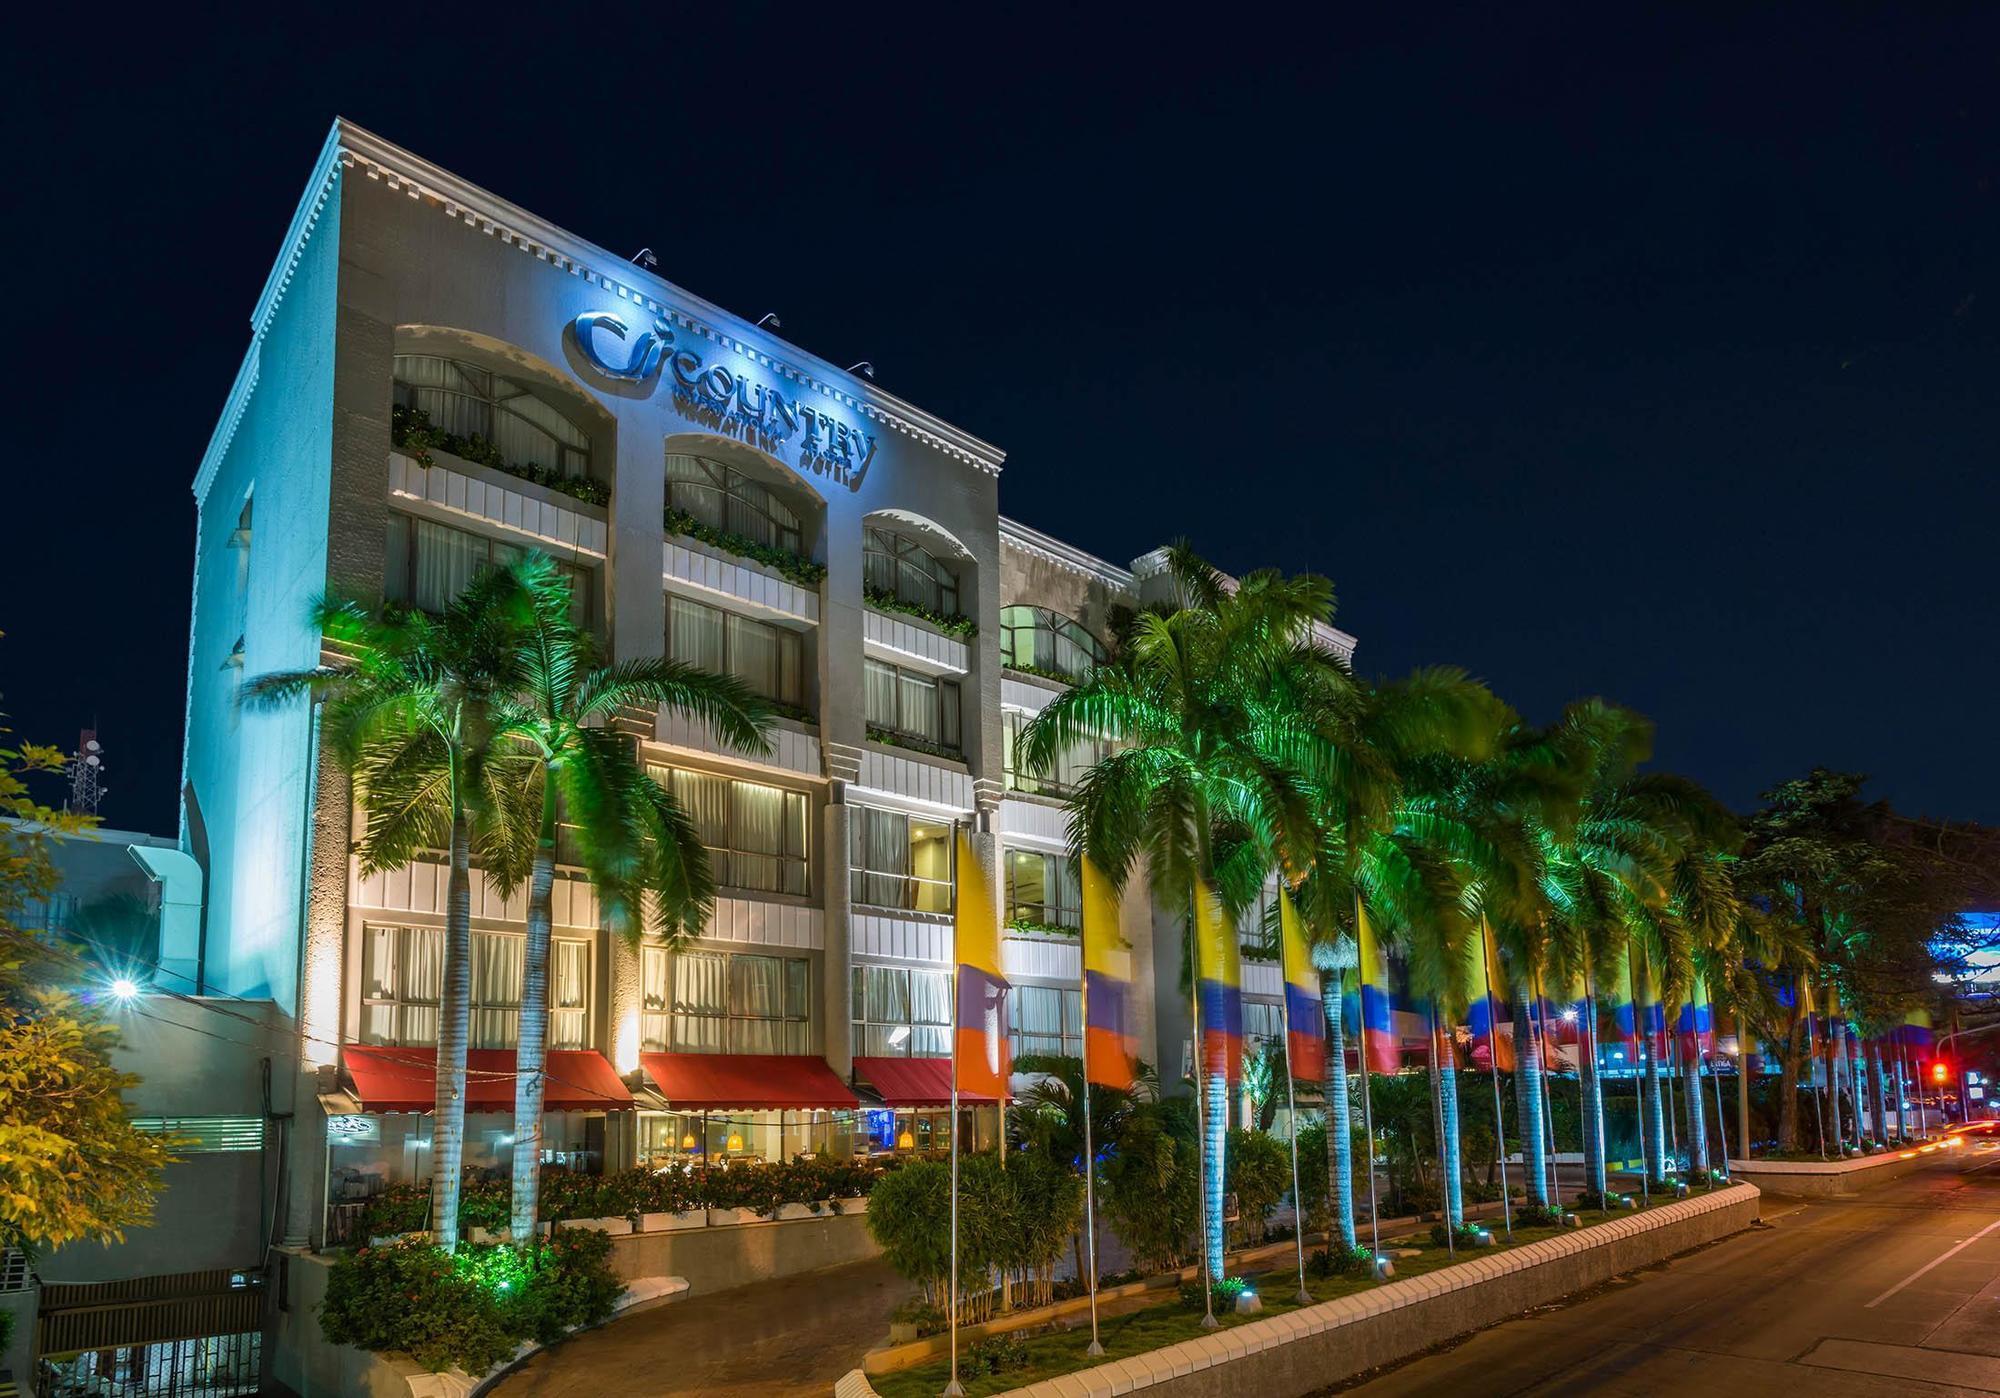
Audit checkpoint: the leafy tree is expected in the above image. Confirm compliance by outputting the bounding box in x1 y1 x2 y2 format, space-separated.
1097 1097 1199 1273
0 712 171 1251
1223 1128 1289 1247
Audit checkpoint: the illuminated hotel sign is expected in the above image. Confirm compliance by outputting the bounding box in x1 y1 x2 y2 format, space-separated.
569 311 878 492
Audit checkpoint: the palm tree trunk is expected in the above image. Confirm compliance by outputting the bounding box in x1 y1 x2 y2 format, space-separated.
511 781 559 1243
1867 1044 1888 1145
1827 1019 1848 1150
1512 993 1549 1207
432 808 474 1250
1321 979 1356 1250
1204 1070 1228 1281
1642 1037 1667 1184
1579 994 1606 1200
1777 1020 1804 1152
1681 1051 1708 1177
1437 1032 1463 1227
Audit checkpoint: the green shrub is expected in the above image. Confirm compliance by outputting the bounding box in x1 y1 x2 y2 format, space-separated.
1224 1129 1290 1246
862 585 977 637
962 1333 1031 1377
392 404 611 507
319 1231 623 1373
1428 1221 1486 1249
1179 1275 1251 1311
1100 1103 1199 1273
664 506 827 588
1309 1244 1376 1278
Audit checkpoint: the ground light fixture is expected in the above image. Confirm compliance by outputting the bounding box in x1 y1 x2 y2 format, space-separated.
108 977 140 1002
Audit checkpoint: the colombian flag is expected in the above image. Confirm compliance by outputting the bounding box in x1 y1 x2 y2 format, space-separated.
1194 881 1244 1083
1675 976 1713 1057
952 828 1010 1100
1279 889 1325 1083
1081 856 1136 1091
1547 972 1587 1048
1635 949 1668 1058
1467 919 1516 1071
1896 1007 1934 1051
1354 900 1401 1074
1604 943 1641 1068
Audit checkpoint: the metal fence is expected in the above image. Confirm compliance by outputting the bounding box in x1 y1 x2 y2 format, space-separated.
39 1331 260 1397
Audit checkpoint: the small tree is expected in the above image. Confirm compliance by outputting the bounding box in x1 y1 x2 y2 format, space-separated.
1098 1099 1199 1274
1224 1128 1289 1248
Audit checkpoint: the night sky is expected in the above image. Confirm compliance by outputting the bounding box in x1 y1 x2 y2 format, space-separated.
3 7 1995 836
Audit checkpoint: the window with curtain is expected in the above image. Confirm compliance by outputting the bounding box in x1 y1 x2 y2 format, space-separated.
1005 849 1082 933
850 807 954 913
1009 984 1081 1059
667 593 806 709
1002 708 1108 798
393 355 593 478
863 526 961 617
999 605 1106 683
646 763 810 895
385 513 595 627
864 659 961 753
663 949 812 1053
640 944 672 1052
850 964 953 1056
665 454 805 556
361 925 586 1049
1244 1000 1283 1048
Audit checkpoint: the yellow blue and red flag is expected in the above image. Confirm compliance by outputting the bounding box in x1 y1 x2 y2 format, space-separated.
1467 919 1515 1071
1194 881 1244 1083
1675 975 1714 1057
1354 900 1401 1074
1081 856 1137 1091
953 828 1010 1100
1278 889 1325 1083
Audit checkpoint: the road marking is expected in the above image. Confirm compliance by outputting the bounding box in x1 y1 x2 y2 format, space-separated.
1865 1218 2000 1309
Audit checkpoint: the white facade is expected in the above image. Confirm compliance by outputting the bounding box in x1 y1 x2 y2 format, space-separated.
179 120 1359 1249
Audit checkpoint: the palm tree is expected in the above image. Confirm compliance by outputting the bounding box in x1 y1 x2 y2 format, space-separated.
488 554 773 1241
1020 546 1355 1287
247 570 531 1250
1310 935 1358 1250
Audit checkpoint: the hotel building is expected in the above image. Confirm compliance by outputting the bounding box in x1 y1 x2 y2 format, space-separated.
24 119 1367 1381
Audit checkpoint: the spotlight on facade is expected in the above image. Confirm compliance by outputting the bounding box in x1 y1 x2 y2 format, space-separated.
845 360 876 379
755 312 781 329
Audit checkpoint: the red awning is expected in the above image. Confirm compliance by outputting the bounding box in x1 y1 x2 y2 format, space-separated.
343 1047 634 1113
639 1053 858 1110
853 1056 1000 1107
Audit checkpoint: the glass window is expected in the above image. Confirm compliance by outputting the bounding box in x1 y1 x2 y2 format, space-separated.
1005 849 1081 933
651 947 812 1054
666 454 804 556
850 807 954 913
999 606 1106 683
851 964 953 1056
667 593 805 709
1002 709 1107 798
360 924 587 1050
1009 984 1081 1059
864 659 961 754
394 354 593 478
864 526 961 617
385 513 595 627
648 764 810 896
1244 1001 1283 1047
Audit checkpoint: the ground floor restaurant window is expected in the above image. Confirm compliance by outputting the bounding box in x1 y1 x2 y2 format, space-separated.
858 1107 1003 1155
326 1110 605 1193
638 1109 858 1165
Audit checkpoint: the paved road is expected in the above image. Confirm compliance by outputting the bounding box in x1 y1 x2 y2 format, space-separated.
489 1255 909 1398
1335 1147 2000 1397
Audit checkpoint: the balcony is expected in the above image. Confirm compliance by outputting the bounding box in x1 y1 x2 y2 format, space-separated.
653 708 823 780
663 532 821 628
862 607 968 676
388 451 608 559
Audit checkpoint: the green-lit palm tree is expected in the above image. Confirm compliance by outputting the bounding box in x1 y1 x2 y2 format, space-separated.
247 570 531 1250
488 554 773 1241
1020 546 1355 1288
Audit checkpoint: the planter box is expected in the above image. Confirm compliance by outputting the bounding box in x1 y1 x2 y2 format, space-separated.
776 1203 820 1222
707 1207 761 1227
638 1210 707 1233
564 1216 634 1236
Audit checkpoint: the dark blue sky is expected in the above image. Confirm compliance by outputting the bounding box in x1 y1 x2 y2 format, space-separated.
3 6 1994 834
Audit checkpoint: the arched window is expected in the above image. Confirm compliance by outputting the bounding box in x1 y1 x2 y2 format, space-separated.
865 526 961 618
666 454 805 556
392 355 592 477
999 606 1105 683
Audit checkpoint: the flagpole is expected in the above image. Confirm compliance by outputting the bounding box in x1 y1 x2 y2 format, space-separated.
1276 899 1311 1305
1079 930 1104 1357
1627 946 1649 1210
944 952 963 1398
1354 898 1382 1270
1483 921 1513 1240
1189 904 1217 1331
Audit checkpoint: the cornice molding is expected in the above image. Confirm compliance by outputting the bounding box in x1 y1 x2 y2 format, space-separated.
999 517 1135 596
335 120 1006 478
